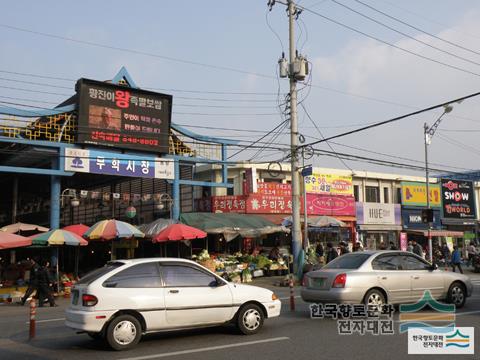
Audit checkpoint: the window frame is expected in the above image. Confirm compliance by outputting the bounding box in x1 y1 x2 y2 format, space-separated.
102 261 163 288
159 262 225 288
400 254 432 271
365 186 380 203
371 254 402 271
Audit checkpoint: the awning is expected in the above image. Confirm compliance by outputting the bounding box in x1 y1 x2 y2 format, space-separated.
441 218 476 226
179 213 289 242
358 224 403 231
254 214 287 225
407 230 464 238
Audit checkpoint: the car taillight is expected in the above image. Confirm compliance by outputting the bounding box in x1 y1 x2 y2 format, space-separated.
82 294 98 307
332 273 347 288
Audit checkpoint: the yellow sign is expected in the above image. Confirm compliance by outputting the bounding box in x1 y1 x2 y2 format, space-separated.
305 173 353 196
401 182 441 207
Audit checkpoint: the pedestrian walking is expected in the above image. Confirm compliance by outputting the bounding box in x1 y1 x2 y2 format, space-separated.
467 243 477 267
37 260 57 307
19 258 40 306
353 242 363 252
412 240 423 258
339 241 350 255
407 241 413 253
325 242 338 264
315 242 324 258
451 245 463 274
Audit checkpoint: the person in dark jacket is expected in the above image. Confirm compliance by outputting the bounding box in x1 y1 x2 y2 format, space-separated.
20 258 40 306
315 242 324 258
37 260 57 307
451 246 463 274
339 241 350 255
326 242 338 263
412 240 424 258
389 241 397 250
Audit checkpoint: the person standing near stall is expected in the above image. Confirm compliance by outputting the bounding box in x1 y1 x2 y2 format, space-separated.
325 242 338 264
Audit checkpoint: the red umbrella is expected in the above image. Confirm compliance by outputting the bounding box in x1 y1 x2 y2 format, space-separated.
152 224 207 243
0 233 32 249
62 224 90 237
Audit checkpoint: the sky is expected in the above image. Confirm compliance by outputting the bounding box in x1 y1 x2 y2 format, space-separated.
2 0 480 177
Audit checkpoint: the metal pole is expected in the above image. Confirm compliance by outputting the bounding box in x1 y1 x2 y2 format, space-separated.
29 298 36 340
288 0 302 279
302 151 308 249
424 123 432 262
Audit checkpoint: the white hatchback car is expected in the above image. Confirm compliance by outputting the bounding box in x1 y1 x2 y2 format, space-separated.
66 258 281 350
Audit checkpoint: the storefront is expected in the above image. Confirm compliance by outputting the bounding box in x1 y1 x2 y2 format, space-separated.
356 203 402 250
402 207 443 249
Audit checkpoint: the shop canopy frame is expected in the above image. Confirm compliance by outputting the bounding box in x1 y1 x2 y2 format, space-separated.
407 230 464 238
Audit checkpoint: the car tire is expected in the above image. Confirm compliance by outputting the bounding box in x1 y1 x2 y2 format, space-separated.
237 304 264 335
447 282 466 308
105 314 142 351
364 289 386 308
87 332 103 340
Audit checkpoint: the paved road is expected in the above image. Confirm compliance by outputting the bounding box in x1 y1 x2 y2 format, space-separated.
0 274 479 360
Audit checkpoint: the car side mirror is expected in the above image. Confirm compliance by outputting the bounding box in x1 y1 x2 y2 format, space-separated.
429 263 438 271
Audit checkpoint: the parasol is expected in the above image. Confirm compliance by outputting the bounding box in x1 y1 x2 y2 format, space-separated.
62 224 90 237
83 219 144 241
0 232 32 249
30 229 88 247
152 224 207 243
0 222 49 234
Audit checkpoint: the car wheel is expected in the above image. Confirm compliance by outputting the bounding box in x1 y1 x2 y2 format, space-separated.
237 304 264 335
87 332 103 340
105 314 142 351
364 289 386 309
447 282 466 308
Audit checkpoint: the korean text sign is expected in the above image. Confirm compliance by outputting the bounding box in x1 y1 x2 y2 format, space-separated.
64 148 174 179
76 78 172 153
441 179 476 219
304 173 353 196
401 182 441 207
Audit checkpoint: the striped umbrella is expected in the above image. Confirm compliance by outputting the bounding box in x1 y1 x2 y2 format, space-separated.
84 220 144 241
0 232 32 249
30 229 88 246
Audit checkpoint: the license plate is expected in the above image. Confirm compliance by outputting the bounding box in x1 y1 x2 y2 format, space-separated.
72 290 79 305
312 278 325 288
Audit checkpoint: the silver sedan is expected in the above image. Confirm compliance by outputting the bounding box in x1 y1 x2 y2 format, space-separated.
301 250 473 308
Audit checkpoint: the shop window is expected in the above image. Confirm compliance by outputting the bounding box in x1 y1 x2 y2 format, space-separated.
396 188 402 204
353 185 359 201
227 178 234 196
383 187 389 203
365 186 380 203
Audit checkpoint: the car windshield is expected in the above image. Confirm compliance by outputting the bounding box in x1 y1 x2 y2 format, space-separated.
323 253 371 269
77 262 124 285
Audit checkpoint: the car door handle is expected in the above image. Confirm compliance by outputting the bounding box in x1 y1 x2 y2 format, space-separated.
380 276 387 280
169 289 179 294
412 276 420 280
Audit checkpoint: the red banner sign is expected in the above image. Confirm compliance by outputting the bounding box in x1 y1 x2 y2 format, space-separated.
246 194 293 214
211 196 246 213
256 182 292 196
306 194 355 216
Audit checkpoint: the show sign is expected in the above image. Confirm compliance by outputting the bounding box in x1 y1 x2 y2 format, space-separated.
64 148 174 179
76 78 172 153
441 179 476 219
304 173 353 196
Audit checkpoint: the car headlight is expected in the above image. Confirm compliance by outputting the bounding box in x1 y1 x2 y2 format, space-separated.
272 293 279 301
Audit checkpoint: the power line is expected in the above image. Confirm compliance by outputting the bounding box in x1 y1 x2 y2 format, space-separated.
298 4 480 79
301 90 480 148
330 0 480 68
352 0 480 57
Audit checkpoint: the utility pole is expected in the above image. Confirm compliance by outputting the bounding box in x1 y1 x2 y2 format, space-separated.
424 122 432 263
288 0 302 279
271 0 308 279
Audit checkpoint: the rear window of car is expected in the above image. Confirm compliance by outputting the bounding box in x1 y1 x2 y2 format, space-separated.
323 253 371 269
77 262 124 285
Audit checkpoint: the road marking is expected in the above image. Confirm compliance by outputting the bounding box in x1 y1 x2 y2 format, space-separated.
118 337 290 360
455 310 480 316
24 317 65 324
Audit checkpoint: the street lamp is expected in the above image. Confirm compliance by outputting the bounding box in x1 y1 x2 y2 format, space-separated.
424 104 453 262
156 193 173 220
60 188 80 208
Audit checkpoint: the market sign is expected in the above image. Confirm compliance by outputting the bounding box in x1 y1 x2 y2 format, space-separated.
246 194 293 214
211 196 246 213
402 207 441 230
400 181 441 207
304 173 353 196
64 148 174 179
256 182 292 196
305 194 355 216
356 203 400 225
76 78 172 153
441 179 476 219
